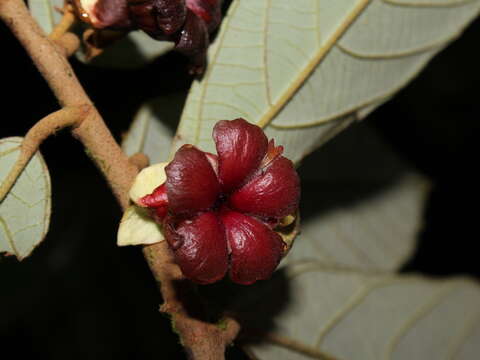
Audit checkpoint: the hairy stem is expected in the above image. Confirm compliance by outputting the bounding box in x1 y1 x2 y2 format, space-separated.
144 242 241 359
48 4 76 41
0 105 91 203
0 0 137 208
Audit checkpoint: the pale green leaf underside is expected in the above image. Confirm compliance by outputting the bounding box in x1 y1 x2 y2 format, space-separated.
28 0 63 34
0 137 51 260
249 273 480 360
176 0 480 163
122 96 183 163
28 0 173 69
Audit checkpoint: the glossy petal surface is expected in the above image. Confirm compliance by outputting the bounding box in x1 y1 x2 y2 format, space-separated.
165 145 220 215
213 118 268 193
220 211 285 285
165 212 228 284
229 156 300 218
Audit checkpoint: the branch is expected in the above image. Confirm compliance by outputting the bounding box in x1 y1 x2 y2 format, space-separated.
48 4 76 41
0 1 241 358
0 105 91 202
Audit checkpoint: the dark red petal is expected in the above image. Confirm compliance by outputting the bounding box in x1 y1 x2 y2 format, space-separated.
165 145 220 216
228 156 300 219
220 211 285 285
164 212 228 284
213 119 268 193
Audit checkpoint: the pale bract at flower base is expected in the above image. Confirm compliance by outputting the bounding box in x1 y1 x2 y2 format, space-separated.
117 162 168 247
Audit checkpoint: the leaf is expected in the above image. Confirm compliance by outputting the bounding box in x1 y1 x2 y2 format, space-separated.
174 0 480 163
28 0 173 69
0 137 52 260
28 0 63 34
246 272 480 360
122 96 184 163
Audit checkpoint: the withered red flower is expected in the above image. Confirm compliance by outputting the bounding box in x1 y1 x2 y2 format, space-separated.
72 0 222 74
140 119 300 285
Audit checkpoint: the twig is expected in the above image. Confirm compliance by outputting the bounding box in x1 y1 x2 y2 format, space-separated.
56 32 81 57
48 4 76 41
144 242 241 359
0 105 91 203
129 152 150 171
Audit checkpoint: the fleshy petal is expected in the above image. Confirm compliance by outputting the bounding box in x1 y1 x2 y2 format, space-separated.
213 118 268 193
165 145 220 216
229 156 300 219
164 212 228 284
220 211 285 285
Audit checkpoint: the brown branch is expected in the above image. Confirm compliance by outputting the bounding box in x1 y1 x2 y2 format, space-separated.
0 105 91 203
56 32 81 57
129 152 150 171
0 1 242 358
48 4 76 41
144 242 241 359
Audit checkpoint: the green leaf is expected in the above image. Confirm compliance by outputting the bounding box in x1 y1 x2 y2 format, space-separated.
247 273 480 360
175 0 480 163
28 0 63 34
0 137 52 260
28 0 172 69
122 95 186 163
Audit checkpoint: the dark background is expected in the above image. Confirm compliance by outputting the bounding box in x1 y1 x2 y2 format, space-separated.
1 5 479 359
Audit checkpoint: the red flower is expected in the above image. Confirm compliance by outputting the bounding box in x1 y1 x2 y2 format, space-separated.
140 119 300 285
